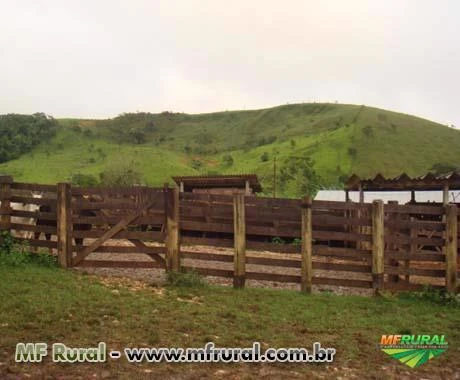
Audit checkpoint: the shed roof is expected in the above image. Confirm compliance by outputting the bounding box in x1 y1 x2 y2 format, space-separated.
345 172 460 191
172 174 262 192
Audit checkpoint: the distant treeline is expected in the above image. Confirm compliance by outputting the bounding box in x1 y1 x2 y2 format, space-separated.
0 113 58 163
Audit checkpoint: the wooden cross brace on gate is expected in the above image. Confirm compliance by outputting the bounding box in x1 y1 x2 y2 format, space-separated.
72 202 161 266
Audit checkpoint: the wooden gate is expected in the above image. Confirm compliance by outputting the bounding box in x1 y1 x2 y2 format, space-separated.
58 184 179 270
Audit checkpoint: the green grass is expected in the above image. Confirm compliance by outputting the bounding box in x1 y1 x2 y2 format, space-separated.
1 103 460 196
0 261 459 378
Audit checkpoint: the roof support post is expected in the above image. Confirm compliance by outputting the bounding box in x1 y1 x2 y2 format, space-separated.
443 183 449 205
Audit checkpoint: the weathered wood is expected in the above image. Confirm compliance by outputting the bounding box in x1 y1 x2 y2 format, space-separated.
165 188 180 271
57 183 72 268
76 260 164 269
0 176 12 231
181 266 234 278
445 204 458 292
10 195 56 205
72 229 164 240
233 193 246 288
387 201 400 283
14 237 57 249
11 182 56 192
246 272 300 283
129 239 166 266
372 200 384 293
313 277 373 289
384 266 445 278
73 245 165 254
384 203 444 216
301 196 313 293
10 223 56 234
181 250 234 263
313 245 372 261
72 201 158 265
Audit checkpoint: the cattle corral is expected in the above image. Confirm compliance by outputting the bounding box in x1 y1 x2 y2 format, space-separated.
0 175 458 294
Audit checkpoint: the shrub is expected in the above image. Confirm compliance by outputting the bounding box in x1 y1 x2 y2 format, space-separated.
260 152 269 162
99 159 143 186
222 154 234 167
71 173 99 187
166 270 207 288
398 285 460 307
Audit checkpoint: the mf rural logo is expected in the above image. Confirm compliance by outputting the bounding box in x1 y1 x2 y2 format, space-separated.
379 335 448 368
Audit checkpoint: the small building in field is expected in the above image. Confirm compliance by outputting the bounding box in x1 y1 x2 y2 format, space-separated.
172 174 262 196
341 172 460 205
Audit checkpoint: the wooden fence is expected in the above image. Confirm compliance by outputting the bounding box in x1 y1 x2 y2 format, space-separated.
0 175 458 294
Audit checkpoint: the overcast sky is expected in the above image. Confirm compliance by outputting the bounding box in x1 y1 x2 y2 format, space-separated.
1 0 459 126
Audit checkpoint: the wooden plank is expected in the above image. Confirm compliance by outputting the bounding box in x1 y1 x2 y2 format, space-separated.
72 230 163 240
181 236 234 248
301 196 313 293
312 214 372 228
233 193 246 288
313 246 372 261
384 203 444 216
72 214 165 225
181 266 234 278
385 250 445 262
76 260 164 269
14 237 57 249
246 241 300 253
384 235 444 246
76 245 165 254
10 223 56 233
11 182 56 192
386 219 445 232
246 256 300 268
313 200 371 211
372 200 384 292
445 204 458 292
10 195 55 205
314 262 371 273
11 210 56 220
246 272 300 283
71 186 163 196
313 230 372 242
313 277 373 288
181 250 234 263
384 266 445 278
57 183 72 268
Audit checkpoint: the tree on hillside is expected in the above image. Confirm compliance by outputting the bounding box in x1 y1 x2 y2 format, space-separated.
279 155 321 197
99 159 143 186
0 113 58 163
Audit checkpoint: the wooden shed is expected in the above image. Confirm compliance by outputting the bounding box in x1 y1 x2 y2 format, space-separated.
172 174 262 195
344 172 460 204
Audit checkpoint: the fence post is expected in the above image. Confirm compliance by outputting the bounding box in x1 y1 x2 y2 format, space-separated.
57 183 72 268
445 204 458 293
301 196 313 293
165 187 180 272
0 176 13 233
372 200 385 294
233 193 246 288
387 201 400 283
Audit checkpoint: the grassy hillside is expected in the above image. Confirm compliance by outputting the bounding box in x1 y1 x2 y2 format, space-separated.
1 103 459 197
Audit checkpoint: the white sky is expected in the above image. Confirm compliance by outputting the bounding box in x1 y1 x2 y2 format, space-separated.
1 0 459 126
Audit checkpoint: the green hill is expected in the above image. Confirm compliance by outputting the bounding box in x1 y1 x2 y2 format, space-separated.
1 103 459 197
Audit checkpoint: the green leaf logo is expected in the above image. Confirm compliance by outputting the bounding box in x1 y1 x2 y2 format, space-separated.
381 348 447 368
